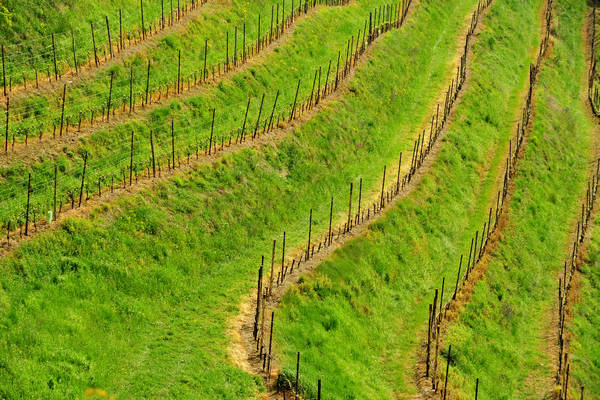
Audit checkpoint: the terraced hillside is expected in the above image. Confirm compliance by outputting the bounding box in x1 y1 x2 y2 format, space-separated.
0 0 598 399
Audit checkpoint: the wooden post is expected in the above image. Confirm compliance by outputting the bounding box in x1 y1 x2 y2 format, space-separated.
59 84 67 136
24 173 31 236
347 182 353 232
145 60 151 105
243 23 246 62
453 255 463 300
107 71 114 121
309 69 317 106
71 30 78 75
257 14 261 53
295 352 301 400
4 96 8 153
161 0 165 29
51 34 58 80
439 277 445 320
426 304 432 377
268 90 279 132
79 152 88 207
226 31 229 71
150 130 156 178
203 39 208 81
253 94 265 138
106 16 114 58
120 10 124 50
328 197 333 245
53 164 58 221
1 45 5 96
280 231 286 282
91 22 99 67
253 258 264 340
318 379 321 400
316 66 321 104
267 311 274 375
171 120 176 167
356 178 363 223
289 79 301 122
234 26 238 66
443 345 452 400
130 131 135 185
306 209 312 260
335 51 341 89
396 152 402 193
176 49 182 93
323 60 331 96
241 98 250 141
475 378 479 400
380 165 386 208
208 109 215 155
269 239 276 297
270 5 274 42
140 0 146 39
129 65 134 112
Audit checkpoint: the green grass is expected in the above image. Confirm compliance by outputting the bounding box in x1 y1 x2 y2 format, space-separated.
271 0 545 397
0 0 201 85
3 0 350 140
0 0 395 225
443 0 595 398
0 0 478 397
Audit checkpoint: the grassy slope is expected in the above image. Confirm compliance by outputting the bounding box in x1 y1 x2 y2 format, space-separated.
0 0 198 81
443 0 595 397
572 219 600 399
271 0 543 398
4 0 347 137
0 0 389 224
0 0 477 397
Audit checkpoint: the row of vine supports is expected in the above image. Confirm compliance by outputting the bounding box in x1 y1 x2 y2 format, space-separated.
552 160 598 400
0 1 407 254
244 0 502 397
0 0 351 150
417 0 552 397
0 0 209 97
551 5 600 400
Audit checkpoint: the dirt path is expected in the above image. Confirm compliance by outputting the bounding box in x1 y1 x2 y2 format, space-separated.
0 1 351 169
227 1 495 398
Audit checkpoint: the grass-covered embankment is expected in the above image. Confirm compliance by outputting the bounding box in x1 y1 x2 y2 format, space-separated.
270 0 545 397
571 217 600 399
2 0 348 142
0 0 478 397
0 0 396 225
442 0 596 397
0 0 203 88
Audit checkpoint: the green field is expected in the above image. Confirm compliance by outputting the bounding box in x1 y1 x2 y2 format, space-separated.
0 0 598 398
0 0 483 397
271 0 547 397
